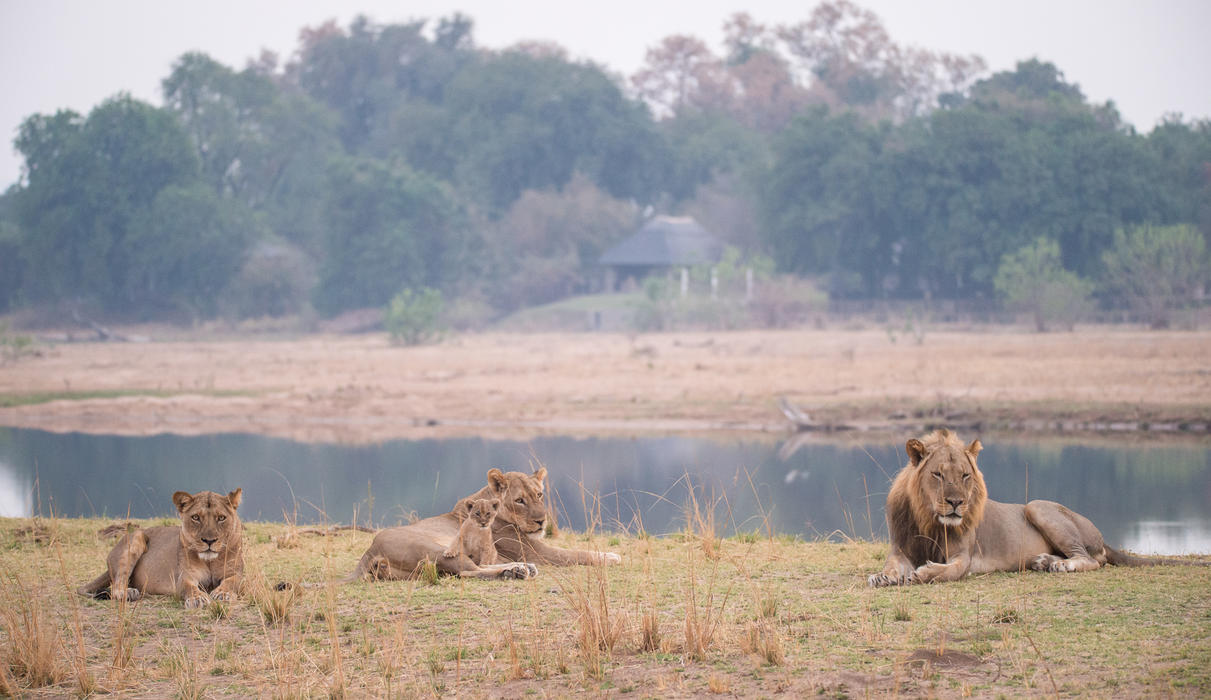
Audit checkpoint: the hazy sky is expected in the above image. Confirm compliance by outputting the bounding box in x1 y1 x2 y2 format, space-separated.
2 0 1209 190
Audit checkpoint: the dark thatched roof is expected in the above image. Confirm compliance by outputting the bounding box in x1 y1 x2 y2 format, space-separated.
598 216 722 267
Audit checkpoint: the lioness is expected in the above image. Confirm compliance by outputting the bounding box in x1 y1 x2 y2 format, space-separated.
869 430 1194 586
79 489 244 607
443 497 499 565
344 467 620 581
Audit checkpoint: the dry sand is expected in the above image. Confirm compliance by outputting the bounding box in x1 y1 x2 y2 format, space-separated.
1 327 1209 442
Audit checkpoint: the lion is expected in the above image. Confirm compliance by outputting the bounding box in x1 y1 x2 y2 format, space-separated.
78 489 245 607
869 430 1200 587
443 497 500 565
342 467 620 581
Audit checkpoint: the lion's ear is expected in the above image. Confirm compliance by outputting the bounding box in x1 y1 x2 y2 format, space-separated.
487 468 508 494
227 488 242 510
490 498 500 510
172 491 193 513
531 466 547 483
966 439 982 458
465 501 474 512
905 439 927 467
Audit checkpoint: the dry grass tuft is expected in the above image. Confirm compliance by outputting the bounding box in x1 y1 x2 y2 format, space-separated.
740 620 785 666
0 575 67 689
248 570 299 625
639 610 661 652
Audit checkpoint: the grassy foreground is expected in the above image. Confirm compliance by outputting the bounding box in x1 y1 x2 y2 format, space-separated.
2 517 1209 698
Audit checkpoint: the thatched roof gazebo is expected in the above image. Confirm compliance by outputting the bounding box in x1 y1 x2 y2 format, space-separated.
598 216 722 292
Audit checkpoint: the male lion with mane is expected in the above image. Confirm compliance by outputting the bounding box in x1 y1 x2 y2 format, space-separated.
79 489 244 607
341 467 620 582
869 430 1202 586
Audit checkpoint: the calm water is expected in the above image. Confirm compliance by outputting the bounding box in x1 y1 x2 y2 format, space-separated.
1 427 1209 555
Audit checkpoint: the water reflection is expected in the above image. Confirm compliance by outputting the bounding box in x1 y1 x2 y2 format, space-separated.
0 427 1208 555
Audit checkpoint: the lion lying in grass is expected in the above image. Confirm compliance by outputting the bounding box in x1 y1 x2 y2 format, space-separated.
79 489 244 607
869 430 1204 586
343 467 620 581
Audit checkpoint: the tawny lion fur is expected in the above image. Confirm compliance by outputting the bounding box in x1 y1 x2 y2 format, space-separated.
342 467 620 582
79 489 245 607
869 429 1200 586
443 497 499 565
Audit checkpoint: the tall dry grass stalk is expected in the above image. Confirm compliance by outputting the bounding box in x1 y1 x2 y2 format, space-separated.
377 579 416 695
161 642 206 700
49 517 97 696
0 573 67 690
567 565 627 679
684 481 724 561
321 534 347 698
681 544 730 661
108 596 137 685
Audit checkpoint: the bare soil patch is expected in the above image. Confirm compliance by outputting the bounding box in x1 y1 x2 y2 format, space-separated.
1 327 1209 442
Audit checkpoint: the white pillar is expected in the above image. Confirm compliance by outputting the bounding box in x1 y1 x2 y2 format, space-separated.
680 267 688 298
710 267 718 300
745 267 753 302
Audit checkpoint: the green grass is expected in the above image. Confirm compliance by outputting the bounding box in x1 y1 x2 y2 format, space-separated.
1 516 1208 697
0 389 256 408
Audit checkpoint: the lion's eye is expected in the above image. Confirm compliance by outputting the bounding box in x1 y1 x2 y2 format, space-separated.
217 515 226 522
191 515 201 522
515 498 525 506
931 471 942 480
962 473 971 481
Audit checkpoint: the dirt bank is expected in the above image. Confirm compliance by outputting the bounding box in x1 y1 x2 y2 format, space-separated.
2 328 1209 442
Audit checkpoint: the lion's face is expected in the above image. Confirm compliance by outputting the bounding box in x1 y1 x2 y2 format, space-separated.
906 431 986 532
486 468 548 538
466 497 500 527
172 489 243 561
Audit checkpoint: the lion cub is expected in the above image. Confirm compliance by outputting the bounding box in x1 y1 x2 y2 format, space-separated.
443 497 500 565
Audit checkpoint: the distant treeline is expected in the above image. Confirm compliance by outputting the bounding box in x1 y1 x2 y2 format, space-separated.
0 2 1207 327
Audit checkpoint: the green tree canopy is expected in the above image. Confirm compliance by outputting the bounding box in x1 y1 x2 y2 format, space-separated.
1101 224 1209 328
314 156 468 315
14 95 201 310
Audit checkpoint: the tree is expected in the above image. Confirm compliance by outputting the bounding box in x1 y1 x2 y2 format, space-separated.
1101 224 1208 328
759 107 890 296
446 50 662 213
314 156 468 315
163 51 341 255
384 287 444 345
124 183 257 318
14 95 201 311
484 173 636 311
993 238 1092 331
0 190 22 312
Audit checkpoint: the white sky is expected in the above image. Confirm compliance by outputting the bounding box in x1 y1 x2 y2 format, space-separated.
2 0 1209 191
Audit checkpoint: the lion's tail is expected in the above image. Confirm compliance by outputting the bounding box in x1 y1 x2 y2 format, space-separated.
1105 546 1211 567
77 571 111 599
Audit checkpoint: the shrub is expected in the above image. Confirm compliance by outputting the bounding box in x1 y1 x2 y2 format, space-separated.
384 287 444 345
994 237 1093 331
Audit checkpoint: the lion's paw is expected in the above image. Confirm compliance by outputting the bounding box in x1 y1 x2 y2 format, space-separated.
867 572 905 587
441 549 457 558
1031 552 1060 569
499 563 534 580
211 590 236 603
913 561 944 584
1048 558 1076 573
184 593 211 609
111 587 141 602
601 552 621 565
